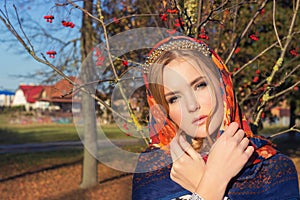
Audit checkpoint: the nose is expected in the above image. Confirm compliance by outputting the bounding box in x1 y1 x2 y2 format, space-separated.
185 92 200 112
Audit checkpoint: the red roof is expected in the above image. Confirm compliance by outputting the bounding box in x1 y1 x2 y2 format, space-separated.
19 85 44 103
40 76 80 103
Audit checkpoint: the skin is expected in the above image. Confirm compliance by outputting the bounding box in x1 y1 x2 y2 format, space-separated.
163 58 223 139
164 58 254 200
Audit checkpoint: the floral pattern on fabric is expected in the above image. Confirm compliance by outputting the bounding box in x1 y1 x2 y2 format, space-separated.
144 36 277 164
132 36 299 200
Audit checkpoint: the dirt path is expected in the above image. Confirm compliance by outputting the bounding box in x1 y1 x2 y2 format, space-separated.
0 163 132 200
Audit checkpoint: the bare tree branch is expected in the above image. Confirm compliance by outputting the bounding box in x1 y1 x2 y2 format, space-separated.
67 0 149 145
233 31 300 76
0 7 129 123
272 0 283 49
254 0 300 126
225 0 269 64
268 80 300 101
268 125 300 139
13 5 34 51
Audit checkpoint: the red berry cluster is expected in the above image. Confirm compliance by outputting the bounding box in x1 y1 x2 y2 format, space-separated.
43 15 54 23
198 27 209 40
252 69 262 83
122 60 128 67
260 8 265 16
159 13 168 21
174 19 183 27
122 123 132 136
93 48 105 66
289 48 299 57
167 9 178 14
233 67 240 72
46 50 57 58
61 21 75 28
113 17 119 24
158 7 182 36
249 33 259 41
234 47 241 54
253 76 259 83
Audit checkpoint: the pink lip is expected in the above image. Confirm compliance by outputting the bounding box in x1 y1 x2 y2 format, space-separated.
192 115 208 126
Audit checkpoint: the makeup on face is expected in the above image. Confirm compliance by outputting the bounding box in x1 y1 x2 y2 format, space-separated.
163 58 214 138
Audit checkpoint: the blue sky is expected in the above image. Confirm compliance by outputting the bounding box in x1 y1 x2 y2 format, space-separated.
0 43 45 91
0 0 82 91
0 0 51 91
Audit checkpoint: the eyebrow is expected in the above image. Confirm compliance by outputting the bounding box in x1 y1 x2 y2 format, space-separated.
164 76 206 97
190 76 205 87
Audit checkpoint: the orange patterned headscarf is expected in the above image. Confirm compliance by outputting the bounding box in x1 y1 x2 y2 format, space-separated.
144 36 277 164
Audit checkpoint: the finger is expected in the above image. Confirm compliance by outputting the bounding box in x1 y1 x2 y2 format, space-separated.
234 129 245 142
239 137 250 150
223 122 239 137
244 145 255 157
179 135 201 160
170 169 177 181
170 134 184 161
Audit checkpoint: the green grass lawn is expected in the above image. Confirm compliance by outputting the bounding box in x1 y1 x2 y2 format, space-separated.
0 114 137 145
0 113 299 195
0 113 146 179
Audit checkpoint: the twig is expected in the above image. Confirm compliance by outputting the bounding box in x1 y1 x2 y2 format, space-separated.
239 62 299 106
233 42 277 76
233 30 300 76
225 0 269 65
268 80 300 101
0 11 127 122
13 5 34 51
62 75 143 98
196 0 229 33
67 1 149 145
194 0 203 38
275 64 300 88
272 0 283 49
254 0 300 126
105 13 160 27
268 125 300 139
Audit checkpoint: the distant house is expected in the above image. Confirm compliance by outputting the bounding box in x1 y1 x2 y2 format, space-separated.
12 85 47 111
11 77 82 112
0 90 15 107
39 77 80 112
269 100 290 126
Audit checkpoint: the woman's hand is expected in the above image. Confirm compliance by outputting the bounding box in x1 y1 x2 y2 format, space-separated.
205 122 254 183
195 122 255 199
170 133 205 192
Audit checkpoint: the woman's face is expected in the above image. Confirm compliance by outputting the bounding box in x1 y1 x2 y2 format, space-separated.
163 58 224 138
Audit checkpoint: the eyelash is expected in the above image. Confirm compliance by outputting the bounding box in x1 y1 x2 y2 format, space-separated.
195 81 207 90
167 96 179 104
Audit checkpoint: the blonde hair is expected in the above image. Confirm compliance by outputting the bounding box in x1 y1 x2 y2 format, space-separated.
148 50 221 152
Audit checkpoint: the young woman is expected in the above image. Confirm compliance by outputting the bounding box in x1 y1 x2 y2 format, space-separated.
132 36 299 200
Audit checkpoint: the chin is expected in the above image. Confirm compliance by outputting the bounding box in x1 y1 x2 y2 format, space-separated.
185 127 208 138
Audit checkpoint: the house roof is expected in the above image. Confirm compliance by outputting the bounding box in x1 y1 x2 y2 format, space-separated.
0 90 15 96
40 76 79 103
17 77 81 104
19 85 44 103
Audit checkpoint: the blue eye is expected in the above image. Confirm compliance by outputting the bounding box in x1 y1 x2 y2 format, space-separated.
195 82 207 90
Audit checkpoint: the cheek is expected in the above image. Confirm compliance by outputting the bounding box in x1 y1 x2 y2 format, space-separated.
168 104 183 124
198 90 213 109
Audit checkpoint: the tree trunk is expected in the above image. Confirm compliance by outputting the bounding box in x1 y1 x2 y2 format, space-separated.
79 0 98 189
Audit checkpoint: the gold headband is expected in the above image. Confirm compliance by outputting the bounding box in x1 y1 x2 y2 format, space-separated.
144 39 212 73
